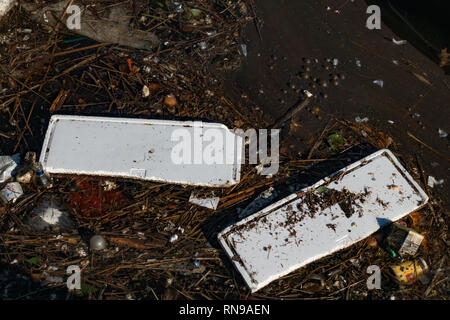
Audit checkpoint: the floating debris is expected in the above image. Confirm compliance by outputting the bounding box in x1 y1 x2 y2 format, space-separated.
22 1 159 50
0 182 23 204
0 154 20 183
327 133 344 151
25 196 77 232
383 222 424 257
438 128 448 138
189 192 220 210
169 234 179 243
355 116 369 123
373 80 384 87
164 94 177 108
240 44 248 57
392 38 407 45
142 85 150 98
90 235 107 251
100 180 118 191
40 115 243 187
0 0 15 18
390 258 428 285
218 149 428 292
32 162 52 189
427 176 444 188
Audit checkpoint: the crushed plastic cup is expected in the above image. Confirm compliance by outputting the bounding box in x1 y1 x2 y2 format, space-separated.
0 182 23 203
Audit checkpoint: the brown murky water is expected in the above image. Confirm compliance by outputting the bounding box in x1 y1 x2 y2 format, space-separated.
225 0 450 203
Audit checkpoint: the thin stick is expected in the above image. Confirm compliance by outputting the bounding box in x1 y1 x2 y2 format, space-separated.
407 131 450 162
271 97 311 129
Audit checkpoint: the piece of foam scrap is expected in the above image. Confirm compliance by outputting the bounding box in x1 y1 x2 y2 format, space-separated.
189 192 220 210
0 0 16 19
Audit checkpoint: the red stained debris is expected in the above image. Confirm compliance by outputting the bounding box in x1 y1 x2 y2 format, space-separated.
67 178 128 219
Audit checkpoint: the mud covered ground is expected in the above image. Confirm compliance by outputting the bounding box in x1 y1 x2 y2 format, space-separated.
0 0 448 300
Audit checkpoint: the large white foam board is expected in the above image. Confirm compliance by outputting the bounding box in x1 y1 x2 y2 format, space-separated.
40 115 242 187
218 149 429 292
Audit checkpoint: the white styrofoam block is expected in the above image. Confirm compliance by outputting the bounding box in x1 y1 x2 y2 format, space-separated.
40 115 242 187
218 149 429 292
0 0 15 18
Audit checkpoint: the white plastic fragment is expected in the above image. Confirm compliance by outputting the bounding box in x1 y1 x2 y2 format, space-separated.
373 80 384 87
40 115 242 187
355 59 361 67
392 38 407 45
303 90 313 98
438 128 448 138
142 85 150 98
0 0 16 18
0 182 23 203
332 58 339 66
169 234 179 243
218 149 429 292
355 116 369 123
388 120 395 124
189 192 220 210
240 44 247 57
76 247 87 257
101 180 118 191
427 176 444 188
17 28 32 33
0 154 20 183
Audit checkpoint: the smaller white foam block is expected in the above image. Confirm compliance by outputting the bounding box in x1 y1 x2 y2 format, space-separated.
0 0 15 18
40 115 242 187
218 149 428 292
189 192 220 210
